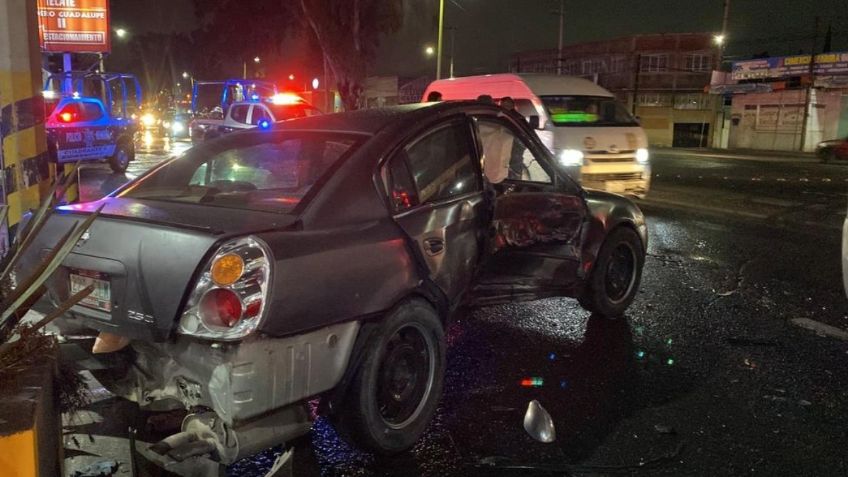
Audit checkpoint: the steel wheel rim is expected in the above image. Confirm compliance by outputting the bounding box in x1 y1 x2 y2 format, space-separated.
376 322 436 430
604 242 637 304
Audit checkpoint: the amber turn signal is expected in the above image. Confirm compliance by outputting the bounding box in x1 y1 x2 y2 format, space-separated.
211 254 244 286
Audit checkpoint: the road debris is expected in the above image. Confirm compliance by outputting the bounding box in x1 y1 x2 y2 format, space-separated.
71 459 119 477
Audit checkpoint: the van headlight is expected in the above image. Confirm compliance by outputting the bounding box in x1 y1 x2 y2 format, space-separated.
559 149 584 167
636 148 650 164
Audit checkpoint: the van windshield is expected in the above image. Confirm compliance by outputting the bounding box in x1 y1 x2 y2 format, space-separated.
541 95 638 127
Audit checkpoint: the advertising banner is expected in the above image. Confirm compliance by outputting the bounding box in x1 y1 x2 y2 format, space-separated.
732 53 848 81
37 0 111 53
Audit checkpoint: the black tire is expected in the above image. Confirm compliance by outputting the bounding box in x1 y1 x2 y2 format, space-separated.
579 226 644 318
818 148 833 163
109 141 133 173
336 298 445 455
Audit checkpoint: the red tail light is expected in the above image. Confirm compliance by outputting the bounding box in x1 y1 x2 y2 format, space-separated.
178 237 271 340
56 104 80 123
199 289 243 328
59 112 74 122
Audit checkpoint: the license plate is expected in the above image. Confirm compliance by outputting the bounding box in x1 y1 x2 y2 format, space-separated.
70 270 112 312
65 132 82 143
605 181 626 193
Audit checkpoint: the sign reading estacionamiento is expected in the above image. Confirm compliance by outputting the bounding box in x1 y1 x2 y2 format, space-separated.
37 0 111 53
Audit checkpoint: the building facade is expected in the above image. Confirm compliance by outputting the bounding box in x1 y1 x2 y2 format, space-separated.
511 33 720 147
713 53 848 152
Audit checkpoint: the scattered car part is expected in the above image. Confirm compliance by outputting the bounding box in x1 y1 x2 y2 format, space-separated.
523 400 555 443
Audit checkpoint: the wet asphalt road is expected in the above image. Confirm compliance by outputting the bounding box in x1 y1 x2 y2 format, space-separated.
66 143 848 476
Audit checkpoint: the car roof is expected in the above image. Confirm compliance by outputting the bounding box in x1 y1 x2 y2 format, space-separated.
273 101 501 136
424 73 614 100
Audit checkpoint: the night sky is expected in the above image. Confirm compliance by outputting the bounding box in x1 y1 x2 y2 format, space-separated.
111 0 848 78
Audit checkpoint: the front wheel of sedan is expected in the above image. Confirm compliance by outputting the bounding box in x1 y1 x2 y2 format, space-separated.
337 298 445 455
578 227 644 318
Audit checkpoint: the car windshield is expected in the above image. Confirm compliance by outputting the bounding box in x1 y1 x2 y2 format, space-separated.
118 131 361 213
541 95 638 127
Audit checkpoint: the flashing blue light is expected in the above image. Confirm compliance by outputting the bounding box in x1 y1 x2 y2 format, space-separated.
258 119 271 130
548 352 556 361
251 94 260 101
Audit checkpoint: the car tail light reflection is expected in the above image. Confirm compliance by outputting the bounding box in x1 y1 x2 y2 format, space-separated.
178 236 272 340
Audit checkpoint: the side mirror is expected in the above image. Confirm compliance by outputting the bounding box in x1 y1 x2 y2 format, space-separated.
527 115 540 130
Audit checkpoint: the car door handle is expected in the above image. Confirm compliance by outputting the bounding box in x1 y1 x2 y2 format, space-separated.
423 238 445 256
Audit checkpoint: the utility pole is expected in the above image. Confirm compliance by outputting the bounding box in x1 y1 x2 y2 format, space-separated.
436 0 445 80
557 0 564 75
799 16 819 152
720 0 730 41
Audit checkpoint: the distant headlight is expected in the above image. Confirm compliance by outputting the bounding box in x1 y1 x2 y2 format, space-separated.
141 113 156 127
162 121 171 129
636 148 650 163
559 149 584 167
171 122 185 133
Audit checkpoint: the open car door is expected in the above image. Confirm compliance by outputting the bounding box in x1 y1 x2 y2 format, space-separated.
470 114 588 305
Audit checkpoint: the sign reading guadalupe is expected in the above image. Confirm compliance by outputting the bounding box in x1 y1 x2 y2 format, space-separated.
732 52 848 81
37 0 111 53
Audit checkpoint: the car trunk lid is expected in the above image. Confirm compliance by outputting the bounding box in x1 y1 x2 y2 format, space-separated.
29 198 294 341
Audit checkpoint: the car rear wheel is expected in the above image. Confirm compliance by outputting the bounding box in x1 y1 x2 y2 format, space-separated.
336 298 445 454
109 141 133 173
578 227 644 318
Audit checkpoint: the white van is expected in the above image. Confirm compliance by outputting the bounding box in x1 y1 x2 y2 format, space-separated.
423 74 650 197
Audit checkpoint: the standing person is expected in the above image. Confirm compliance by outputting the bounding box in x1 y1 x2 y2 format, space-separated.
477 94 494 104
500 96 516 111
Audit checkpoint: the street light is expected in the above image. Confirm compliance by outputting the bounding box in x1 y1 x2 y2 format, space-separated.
115 28 127 39
243 57 260 78
289 74 295 81
182 71 190 79
312 78 320 90
425 45 435 56
713 34 726 46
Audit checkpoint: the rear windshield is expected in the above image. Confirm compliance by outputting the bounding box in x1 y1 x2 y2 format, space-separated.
119 132 361 213
541 95 638 127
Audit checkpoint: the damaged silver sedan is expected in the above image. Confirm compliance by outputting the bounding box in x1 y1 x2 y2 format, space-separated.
24 101 647 468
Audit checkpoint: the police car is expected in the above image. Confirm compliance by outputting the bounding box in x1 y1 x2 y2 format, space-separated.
190 93 321 143
44 72 141 173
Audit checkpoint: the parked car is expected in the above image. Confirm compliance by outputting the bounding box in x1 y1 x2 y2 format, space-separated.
24 102 647 468
190 94 321 143
816 137 848 162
